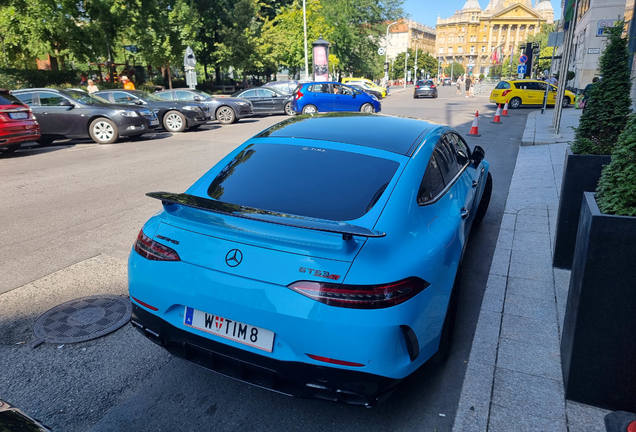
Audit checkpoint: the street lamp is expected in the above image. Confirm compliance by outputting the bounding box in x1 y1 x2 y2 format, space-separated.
384 21 398 86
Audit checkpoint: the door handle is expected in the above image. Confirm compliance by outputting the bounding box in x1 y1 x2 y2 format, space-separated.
461 208 470 220
472 180 479 188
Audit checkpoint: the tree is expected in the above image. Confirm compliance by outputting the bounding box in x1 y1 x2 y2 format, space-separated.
260 0 333 78
571 23 632 155
444 62 464 78
389 49 438 80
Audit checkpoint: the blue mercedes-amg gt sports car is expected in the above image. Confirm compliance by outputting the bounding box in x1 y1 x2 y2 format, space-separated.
128 113 492 407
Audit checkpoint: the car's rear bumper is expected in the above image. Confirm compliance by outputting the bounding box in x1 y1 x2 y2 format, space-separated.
0 129 41 145
414 90 437 97
130 304 401 406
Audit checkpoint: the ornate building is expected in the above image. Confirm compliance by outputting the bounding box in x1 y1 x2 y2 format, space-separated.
386 19 437 60
435 0 554 76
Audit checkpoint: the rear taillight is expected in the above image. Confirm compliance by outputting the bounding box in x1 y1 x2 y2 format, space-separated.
295 89 304 100
415 85 420 89
306 354 364 367
288 277 429 309
430 85 436 88
133 230 180 261
502 90 511 97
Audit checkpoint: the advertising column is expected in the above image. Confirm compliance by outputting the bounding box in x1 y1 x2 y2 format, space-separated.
312 36 330 81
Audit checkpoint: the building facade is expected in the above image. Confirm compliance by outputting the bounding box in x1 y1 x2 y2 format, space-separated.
435 0 554 76
385 19 437 60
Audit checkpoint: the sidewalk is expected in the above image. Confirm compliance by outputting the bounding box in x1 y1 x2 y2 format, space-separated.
522 108 582 146
452 109 610 431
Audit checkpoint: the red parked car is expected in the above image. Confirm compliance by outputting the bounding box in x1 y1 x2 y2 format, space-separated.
0 89 40 154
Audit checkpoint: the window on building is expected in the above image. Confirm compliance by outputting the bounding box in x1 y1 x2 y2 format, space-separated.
439 47 444 53
529 25 535 31
470 46 475 53
481 46 485 52
449 47 453 53
458 46 463 53
462 26 465 31
483 35 486 41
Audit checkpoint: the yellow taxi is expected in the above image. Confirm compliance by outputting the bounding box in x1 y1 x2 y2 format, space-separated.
341 77 388 98
489 79 576 109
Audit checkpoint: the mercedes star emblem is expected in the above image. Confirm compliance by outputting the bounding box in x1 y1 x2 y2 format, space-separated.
225 249 243 267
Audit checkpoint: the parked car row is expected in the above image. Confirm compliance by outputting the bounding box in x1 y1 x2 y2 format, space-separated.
1 80 389 153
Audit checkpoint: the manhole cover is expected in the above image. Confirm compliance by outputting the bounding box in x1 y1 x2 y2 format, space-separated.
33 295 131 344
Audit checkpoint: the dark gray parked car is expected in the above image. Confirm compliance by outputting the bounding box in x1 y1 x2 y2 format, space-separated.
13 88 159 144
154 89 253 125
95 89 210 132
231 87 294 116
413 80 438 99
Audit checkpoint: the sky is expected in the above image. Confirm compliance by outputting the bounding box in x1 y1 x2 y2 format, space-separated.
403 0 563 28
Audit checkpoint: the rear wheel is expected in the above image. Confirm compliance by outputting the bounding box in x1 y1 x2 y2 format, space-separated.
509 97 522 109
163 110 187 132
216 106 236 125
562 97 571 108
284 102 295 116
301 104 318 114
473 172 493 227
89 118 118 144
360 103 374 113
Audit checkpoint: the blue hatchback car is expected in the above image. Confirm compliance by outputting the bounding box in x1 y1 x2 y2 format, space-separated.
128 113 492 406
291 82 381 114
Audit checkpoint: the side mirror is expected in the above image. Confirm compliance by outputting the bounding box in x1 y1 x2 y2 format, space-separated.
59 99 72 107
193 96 203 102
472 145 485 165
271 93 278 97
134 99 144 105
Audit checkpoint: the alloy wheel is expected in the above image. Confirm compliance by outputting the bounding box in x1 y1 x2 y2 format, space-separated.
217 107 235 124
165 113 183 131
93 121 114 142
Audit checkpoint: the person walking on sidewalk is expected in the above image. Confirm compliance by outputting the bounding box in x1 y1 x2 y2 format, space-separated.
456 76 463 95
465 75 472 98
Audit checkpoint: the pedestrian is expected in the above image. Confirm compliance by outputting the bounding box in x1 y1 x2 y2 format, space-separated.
456 76 463 95
120 75 135 90
549 75 558 86
580 76 599 112
465 75 472 98
86 79 99 94
469 81 475 98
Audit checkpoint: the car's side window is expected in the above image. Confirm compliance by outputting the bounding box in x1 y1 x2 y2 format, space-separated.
15 92 36 106
308 84 331 93
436 139 460 184
446 133 471 167
38 92 66 106
112 92 134 104
241 90 257 98
155 92 173 101
176 91 194 101
259 89 276 97
418 153 446 205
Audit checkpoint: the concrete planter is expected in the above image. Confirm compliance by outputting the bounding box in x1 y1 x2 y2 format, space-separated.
552 148 611 269
561 192 636 412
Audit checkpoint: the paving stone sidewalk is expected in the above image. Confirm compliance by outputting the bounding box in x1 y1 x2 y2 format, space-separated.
452 110 611 431
522 108 582 146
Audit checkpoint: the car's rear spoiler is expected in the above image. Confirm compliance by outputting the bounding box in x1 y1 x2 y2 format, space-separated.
147 192 386 240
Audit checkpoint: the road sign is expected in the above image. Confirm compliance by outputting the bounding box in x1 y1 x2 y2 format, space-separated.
519 54 528 64
384 62 389 71
518 73 525 79
547 32 565 47
597 19 619 37
517 64 527 74
378 47 386 56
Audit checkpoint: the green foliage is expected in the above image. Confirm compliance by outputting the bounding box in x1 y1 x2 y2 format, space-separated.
595 114 636 216
443 62 464 78
571 24 632 155
0 68 78 88
479 73 485 80
390 49 437 80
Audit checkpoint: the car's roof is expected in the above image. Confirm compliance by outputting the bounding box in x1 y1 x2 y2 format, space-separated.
255 113 440 156
13 88 62 93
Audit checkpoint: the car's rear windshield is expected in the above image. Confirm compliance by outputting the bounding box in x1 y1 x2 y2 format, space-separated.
495 81 511 90
207 143 399 221
0 91 26 106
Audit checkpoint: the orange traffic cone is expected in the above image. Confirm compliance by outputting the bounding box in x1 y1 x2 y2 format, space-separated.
502 100 509 116
469 111 481 136
492 104 502 124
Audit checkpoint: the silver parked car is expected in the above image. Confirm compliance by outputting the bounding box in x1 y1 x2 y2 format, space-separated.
154 89 253 125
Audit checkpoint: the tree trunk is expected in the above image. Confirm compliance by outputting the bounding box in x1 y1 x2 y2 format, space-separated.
215 66 221 84
167 63 173 89
243 70 248 89
203 63 209 80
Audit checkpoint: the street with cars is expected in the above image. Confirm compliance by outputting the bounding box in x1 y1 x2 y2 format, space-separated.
1 84 531 431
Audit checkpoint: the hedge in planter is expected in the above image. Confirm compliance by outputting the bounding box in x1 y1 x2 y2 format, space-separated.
552 23 632 269
561 115 636 412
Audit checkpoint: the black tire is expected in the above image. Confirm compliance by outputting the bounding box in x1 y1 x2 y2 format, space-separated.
413 95 418 99
36 136 55 146
89 118 119 144
429 269 461 366
509 97 522 109
216 106 236 125
562 97 571 108
473 172 493 227
360 103 374 113
434 93 438 98
284 102 295 116
163 110 187 132
301 104 318 114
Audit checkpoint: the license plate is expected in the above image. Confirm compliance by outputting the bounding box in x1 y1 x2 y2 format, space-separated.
9 112 28 119
184 306 275 352
150 120 159 126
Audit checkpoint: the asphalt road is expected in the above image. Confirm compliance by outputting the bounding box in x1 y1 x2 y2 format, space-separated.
0 85 529 432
